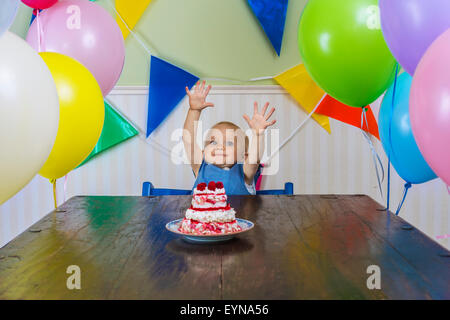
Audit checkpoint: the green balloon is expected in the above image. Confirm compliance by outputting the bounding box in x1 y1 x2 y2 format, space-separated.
298 0 396 107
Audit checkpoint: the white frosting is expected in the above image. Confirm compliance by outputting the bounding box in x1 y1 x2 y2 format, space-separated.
193 187 216 195
191 201 227 209
191 194 227 209
193 186 225 195
215 188 225 194
185 207 236 223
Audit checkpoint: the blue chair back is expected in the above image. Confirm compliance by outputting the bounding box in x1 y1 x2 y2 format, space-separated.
142 182 192 196
257 182 293 195
142 182 293 196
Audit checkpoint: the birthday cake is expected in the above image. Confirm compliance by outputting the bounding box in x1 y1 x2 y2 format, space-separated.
178 181 242 235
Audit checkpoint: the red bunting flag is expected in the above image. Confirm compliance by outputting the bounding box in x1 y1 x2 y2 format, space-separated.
315 95 380 140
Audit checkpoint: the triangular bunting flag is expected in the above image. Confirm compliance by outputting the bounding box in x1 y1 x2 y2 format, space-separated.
315 95 380 140
115 0 152 39
78 101 139 167
247 0 288 56
29 9 41 26
147 56 199 137
274 64 331 133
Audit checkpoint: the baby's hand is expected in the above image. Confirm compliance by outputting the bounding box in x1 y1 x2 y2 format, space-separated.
185 80 215 111
243 102 276 135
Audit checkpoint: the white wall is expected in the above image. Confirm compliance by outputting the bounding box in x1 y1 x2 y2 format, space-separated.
1 86 448 249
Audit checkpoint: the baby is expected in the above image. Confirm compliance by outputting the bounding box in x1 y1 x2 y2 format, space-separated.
183 81 276 195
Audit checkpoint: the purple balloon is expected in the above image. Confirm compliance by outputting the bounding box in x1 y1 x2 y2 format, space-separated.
26 0 125 96
379 0 450 75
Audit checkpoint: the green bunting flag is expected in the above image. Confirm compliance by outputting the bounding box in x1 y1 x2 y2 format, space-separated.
78 101 139 167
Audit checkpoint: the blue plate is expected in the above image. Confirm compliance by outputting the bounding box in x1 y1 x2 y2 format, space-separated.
166 218 254 244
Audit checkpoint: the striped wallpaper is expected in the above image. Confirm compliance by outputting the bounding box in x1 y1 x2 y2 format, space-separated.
1 85 448 249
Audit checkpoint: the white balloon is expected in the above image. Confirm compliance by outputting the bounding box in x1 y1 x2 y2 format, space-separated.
0 31 59 204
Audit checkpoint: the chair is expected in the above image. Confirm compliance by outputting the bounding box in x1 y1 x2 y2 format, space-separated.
256 182 293 195
142 182 294 196
142 182 192 196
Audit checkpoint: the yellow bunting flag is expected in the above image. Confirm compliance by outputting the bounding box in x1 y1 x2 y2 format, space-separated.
274 64 331 133
115 0 152 39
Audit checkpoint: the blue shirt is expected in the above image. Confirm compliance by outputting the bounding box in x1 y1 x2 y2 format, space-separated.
193 160 261 195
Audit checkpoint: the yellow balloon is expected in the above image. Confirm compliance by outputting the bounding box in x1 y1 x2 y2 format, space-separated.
38 52 105 180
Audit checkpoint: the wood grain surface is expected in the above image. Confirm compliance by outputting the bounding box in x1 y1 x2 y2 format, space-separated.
0 195 448 300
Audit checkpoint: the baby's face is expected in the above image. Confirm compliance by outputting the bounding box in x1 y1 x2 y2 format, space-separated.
204 126 246 168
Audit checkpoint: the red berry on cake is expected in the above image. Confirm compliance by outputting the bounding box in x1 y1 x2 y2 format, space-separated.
208 181 216 191
216 181 224 189
197 182 206 191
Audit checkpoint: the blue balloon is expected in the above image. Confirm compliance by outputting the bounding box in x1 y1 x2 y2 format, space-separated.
379 73 436 184
0 0 19 36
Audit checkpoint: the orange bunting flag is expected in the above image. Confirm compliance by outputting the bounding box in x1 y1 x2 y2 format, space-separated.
315 95 380 140
115 0 152 39
274 64 331 133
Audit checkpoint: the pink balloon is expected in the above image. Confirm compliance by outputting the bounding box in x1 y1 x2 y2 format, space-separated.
26 0 125 96
22 0 57 9
410 29 450 187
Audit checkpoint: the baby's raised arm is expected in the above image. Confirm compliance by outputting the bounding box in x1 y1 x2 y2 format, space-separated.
242 102 276 184
183 81 214 177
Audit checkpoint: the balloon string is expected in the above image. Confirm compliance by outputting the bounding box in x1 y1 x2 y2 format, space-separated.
361 107 384 198
395 182 412 215
50 178 57 209
264 93 326 165
63 174 68 203
34 9 42 52
387 63 399 211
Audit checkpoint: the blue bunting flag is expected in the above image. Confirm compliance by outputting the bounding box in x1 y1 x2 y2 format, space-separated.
247 0 288 56
146 56 199 137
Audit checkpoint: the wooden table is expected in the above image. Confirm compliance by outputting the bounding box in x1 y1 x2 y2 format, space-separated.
0 195 448 300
